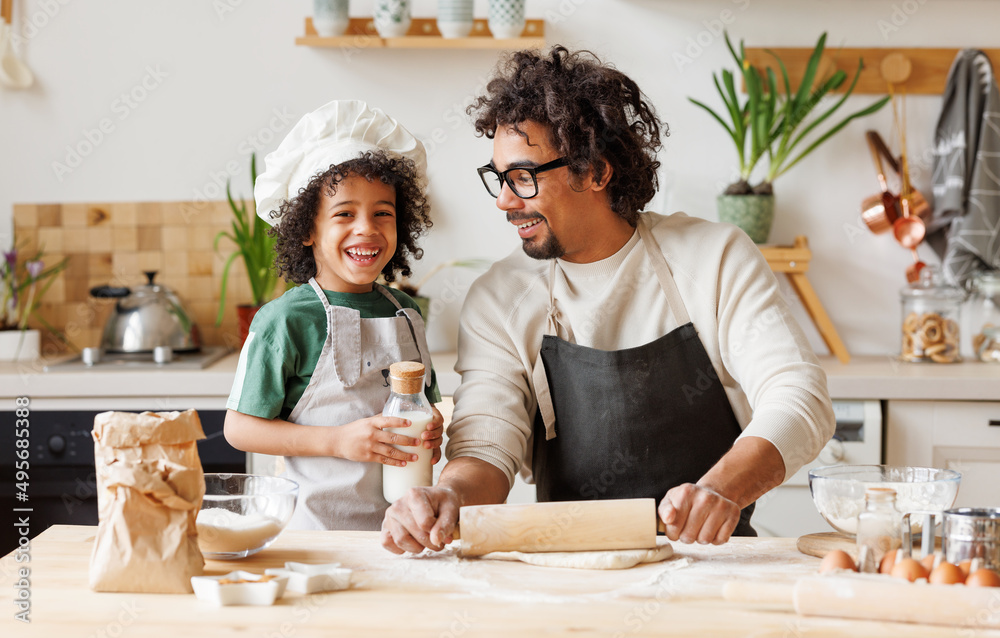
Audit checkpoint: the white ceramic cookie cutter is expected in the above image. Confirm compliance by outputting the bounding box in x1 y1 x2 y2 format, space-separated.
264 562 352 594
191 570 289 606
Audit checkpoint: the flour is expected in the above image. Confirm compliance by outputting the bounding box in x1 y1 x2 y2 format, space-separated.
811 480 959 534
196 508 284 554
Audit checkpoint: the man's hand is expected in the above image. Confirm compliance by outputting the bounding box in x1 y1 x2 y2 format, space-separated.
381 486 461 554
658 483 740 545
331 416 422 466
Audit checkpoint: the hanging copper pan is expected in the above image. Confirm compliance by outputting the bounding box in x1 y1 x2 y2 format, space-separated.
860 131 931 234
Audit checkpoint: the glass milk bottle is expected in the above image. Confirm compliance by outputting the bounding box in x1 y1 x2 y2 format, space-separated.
856 487 902 573
382 361 434 503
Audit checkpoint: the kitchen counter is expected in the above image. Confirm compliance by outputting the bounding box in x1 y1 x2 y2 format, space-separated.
1 525 989 637
3 352 1000 402
432 353 1000 401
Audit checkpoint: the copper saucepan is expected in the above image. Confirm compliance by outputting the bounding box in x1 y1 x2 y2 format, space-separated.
860 131 931 234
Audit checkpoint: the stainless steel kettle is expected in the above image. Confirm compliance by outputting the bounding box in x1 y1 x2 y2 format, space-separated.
90 271 201 353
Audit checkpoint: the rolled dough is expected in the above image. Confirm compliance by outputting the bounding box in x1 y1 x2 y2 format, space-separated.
475 538 674 570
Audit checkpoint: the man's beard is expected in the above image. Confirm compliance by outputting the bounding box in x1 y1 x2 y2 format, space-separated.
509 213 566 260
522 230 565 260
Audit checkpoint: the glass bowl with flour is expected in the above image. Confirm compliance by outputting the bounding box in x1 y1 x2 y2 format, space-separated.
197 474 299 559
808 465 961 535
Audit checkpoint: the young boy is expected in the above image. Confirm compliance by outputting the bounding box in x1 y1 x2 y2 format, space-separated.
224 101 443 531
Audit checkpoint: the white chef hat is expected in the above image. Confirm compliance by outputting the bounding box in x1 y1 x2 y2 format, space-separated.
254 100 427 226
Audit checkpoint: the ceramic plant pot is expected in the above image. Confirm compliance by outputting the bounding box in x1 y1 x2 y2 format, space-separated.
716 194 775 244
236 305 262 351
0 329 40 362
374 0 411 37
488 0 525 39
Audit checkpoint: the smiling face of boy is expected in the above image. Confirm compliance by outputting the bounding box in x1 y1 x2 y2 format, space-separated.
305 175 398 293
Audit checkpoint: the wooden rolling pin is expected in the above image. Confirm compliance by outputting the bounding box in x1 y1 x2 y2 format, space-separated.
724 576 1000 628
454 498 667 557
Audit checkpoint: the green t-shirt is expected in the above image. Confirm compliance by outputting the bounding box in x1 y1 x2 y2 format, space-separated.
226 284 441 420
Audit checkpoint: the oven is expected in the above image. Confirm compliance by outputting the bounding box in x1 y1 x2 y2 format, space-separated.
0 406 245 555
752 399 885 537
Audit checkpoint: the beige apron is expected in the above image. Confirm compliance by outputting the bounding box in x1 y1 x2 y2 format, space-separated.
284 277 431 531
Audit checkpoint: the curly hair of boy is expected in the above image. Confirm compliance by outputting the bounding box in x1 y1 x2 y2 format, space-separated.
269 150 431 285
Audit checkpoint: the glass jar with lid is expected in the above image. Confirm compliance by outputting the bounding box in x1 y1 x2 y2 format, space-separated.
968 271 1000 362
900 266 965 363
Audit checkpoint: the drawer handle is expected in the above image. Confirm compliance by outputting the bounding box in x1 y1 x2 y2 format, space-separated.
991 420 1000 427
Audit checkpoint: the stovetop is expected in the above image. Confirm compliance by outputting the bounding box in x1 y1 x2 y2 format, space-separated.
43 346 230 372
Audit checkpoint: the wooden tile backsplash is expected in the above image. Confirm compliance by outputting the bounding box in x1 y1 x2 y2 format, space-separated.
13 201 272 355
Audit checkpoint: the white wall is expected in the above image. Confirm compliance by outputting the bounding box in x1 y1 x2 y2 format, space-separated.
2 0 997 356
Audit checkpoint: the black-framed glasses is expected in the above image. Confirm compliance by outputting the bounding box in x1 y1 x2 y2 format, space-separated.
477 157 569 199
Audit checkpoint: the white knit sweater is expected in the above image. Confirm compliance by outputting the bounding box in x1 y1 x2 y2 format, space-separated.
446 212 835 487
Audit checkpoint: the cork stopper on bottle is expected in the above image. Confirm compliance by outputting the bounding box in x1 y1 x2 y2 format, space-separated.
389 361 425 395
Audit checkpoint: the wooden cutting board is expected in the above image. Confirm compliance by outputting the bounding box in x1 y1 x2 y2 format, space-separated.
796 532 856 559
797 532 943 559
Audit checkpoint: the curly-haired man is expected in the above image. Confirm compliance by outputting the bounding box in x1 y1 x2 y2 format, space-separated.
381 47 835 550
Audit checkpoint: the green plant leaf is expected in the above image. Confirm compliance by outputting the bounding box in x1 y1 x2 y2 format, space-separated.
215 251 241 325
689 98 737 141
773 95 890 180
792 32 828 115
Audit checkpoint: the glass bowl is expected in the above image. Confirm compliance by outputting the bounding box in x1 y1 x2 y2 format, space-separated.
808 465 961 535
197 473 299 560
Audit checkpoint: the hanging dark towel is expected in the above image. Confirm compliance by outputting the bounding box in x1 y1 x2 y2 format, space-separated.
929 49 1000 286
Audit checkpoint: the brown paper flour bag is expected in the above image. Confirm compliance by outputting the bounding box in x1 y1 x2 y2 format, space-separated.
89 409 206 593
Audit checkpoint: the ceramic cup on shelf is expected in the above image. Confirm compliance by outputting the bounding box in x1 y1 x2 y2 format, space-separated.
437 0 473 39
374 0 412 38
487 0 525 39
313 0 350 37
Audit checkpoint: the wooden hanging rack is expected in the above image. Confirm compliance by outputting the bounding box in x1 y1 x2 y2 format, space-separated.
1 0 13 24
743 47 1000 94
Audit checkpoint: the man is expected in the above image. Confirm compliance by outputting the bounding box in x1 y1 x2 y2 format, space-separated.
381 46 835 553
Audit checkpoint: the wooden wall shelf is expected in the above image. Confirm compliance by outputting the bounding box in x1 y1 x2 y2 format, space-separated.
296 17 545 49
744 47 1000 95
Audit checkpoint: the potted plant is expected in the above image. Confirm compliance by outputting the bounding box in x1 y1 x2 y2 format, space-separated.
1 242 69 361
215 153 283 348
387 258 492 322
689 32 890 243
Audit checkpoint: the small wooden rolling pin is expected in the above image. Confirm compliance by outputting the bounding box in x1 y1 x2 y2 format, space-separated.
724 576 1000 628
453 498 667 557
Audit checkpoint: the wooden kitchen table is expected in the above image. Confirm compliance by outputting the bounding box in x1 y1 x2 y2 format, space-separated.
2 525 996 637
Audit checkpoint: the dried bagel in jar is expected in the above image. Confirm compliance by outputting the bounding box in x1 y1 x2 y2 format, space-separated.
900 267 964 363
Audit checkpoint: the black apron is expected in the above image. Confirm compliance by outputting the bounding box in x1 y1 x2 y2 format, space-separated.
529 216 756 536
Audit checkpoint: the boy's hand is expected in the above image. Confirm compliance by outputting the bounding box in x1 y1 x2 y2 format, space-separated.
422 406 445 464
332 416 422 467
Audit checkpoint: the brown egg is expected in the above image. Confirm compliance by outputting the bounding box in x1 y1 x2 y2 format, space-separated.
929 562 965 585
959 560 973 577
920 553 937 572
819 549 857 573
966 569 1000 587
879 549 900 574
890 557 929 582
